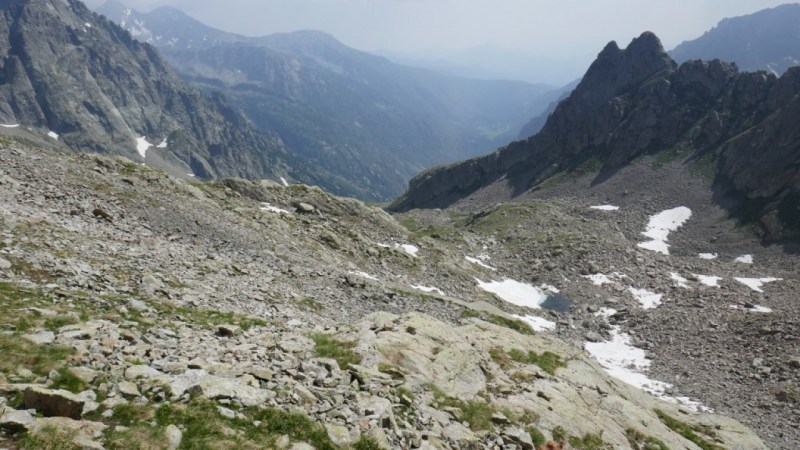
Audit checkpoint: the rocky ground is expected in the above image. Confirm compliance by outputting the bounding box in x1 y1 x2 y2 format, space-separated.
0 136 784 449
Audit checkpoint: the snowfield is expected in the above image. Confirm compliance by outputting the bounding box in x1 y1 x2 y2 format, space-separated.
637 207 692 255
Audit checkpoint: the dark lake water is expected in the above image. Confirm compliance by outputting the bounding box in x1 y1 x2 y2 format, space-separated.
540 294 572 313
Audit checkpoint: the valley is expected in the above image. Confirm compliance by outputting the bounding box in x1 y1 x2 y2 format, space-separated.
0 0 798 449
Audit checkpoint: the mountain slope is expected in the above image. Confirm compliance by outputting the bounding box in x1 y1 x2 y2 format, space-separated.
671 3 800 75
95 2 557 200
0 0 303 181
390 32 800 243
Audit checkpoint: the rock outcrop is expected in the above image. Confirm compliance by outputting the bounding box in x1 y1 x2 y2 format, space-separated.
390 32 800 243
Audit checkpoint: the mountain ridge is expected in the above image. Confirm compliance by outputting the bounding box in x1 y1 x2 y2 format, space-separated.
389 32 800 244
0 0 311 183
671 3 800 75
95 1 559 201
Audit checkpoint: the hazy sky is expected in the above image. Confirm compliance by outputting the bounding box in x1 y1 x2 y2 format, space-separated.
83 0 795 84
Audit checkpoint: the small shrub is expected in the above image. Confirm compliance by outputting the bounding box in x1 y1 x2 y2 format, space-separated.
461 310 535 335
552 426 567 443
528 426 547 447
352 435 383 450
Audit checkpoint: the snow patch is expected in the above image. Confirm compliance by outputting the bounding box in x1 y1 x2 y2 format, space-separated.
136 137 153 159
637 207 692 255
695 275 722 287
156 139 167 148
349 271 378 282
411 285 444 296
260 203 291 215
585 327 711 412
0 124 19 128
735 277 781 293
280 177 290 187
583 272 624 286
698 253 718 260
465 256 497 271
730 304 773 313
594 307 617 318
47 130 59 140
735 255 754 264
628 287 663 309
513 314 556 332
475 278 547 310
540 284 560 294
669 272 689 288
590 205 620 211
380 243 419 257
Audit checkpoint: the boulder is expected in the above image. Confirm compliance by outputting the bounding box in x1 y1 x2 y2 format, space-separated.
23 387 86 419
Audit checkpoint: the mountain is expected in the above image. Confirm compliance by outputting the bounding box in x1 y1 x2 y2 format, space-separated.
0 135 777 449
671 3 800 75
0 0 307 182
95 1 558 201
390 32 800 244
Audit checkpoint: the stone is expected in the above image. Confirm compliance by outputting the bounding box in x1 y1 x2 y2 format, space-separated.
22 331 55 345
124 365 168 381
325 423 357 447
117 381 140 398
296 202 316 214
293 384 317 405
279 335 315 353
585 331 604 343
503 426 535 450
0 408 35 434
23 387 86 419
170 369 272 407
0 258 11 270
443 423 478 447
218 324 241 337
165 424 183 450
248 366 274 381
68 367 98 384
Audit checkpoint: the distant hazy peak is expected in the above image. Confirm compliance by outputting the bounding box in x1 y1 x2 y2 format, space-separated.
671 3 800 75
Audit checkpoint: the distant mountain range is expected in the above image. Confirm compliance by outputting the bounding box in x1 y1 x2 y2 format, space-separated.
671 3 800 75
391 32 800 243
95 1 559 201
0 0 309 182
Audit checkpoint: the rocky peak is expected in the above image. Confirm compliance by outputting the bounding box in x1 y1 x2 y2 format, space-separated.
573 31 676 109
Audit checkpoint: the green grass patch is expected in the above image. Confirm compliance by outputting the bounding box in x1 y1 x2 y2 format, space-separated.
310 333 362 370
528 427 547 447
461 310 535 336
50 368 89 393
569 433 612 450
626 428 671 450
655 409 723 450
431 385 495 431
0 334 74 376
170 306 268 332
552 426 567 443
352 436 383 450
18 425 81 450
44 315 79 332
489 346 566 375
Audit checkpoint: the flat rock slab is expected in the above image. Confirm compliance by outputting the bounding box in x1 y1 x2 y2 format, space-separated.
170 369 273 407
24 387 86 420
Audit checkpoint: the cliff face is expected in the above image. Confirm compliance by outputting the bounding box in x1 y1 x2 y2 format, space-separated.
390 32 800 243
0 0 294 180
